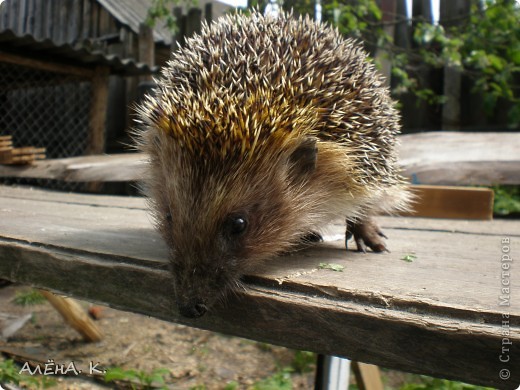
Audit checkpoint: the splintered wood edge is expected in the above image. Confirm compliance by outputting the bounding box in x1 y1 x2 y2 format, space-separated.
0 238 518 388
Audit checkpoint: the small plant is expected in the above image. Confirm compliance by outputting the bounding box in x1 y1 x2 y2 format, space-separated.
0 358 55 388
252 368 292 390
319 262 344 272
256 342 274 352
401 254 417 262
12 289 46 306
291 351 316 374
399 376 493 390
224 381 239 390
104 366 170 389
493 185 520 216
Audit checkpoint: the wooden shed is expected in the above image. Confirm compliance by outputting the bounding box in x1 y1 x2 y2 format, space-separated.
0 0 173 66
0 26 154 190
0 0 233 154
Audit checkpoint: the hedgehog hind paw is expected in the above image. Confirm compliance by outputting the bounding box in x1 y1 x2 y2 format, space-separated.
345 218 389 253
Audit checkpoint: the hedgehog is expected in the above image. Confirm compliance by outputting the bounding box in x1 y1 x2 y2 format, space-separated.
135 11 412 318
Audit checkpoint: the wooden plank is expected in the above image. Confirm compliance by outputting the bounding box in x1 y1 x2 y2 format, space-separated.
68 0 81 44
87 66 109 156
0 153 146 182
440 1 470 130
26 0 35 35
39 290 103 342
16 0 26 35
405 185 494 220
0 132 518 185
351 362 384 390
0 52 94 78
33 0 44 38
185 7 202 38
398 131 520 185
58 0 68 44
81 0 91 40
90 0 99 37
0 186 518 388
0 185 147 209
43 0 53 39
374 0 397 86
138 23 155 82
11 147 46 155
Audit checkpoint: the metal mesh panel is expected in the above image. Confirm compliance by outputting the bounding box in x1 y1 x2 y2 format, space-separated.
0 61 92 191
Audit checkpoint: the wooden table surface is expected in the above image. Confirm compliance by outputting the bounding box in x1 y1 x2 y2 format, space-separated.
0 185 518 388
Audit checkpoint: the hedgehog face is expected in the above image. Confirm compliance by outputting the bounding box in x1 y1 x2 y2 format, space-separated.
149 137 318 318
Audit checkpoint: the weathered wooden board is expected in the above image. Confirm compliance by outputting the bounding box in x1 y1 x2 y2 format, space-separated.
0 153 147 182
401 185 494 220
1 132 519 185
398 131 520 185
0 185 519 388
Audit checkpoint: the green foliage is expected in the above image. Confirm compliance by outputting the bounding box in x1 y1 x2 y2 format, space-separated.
493 185 520 216
12 289 45 306
401 253 417 262
398 375 493 390
411 0 520 125
322 0 520 126
146 0 185 33
291 350 315 373
224 381 239 390
252 368 292 390
0 359 55 389
104 366 170 389
325 0 382 39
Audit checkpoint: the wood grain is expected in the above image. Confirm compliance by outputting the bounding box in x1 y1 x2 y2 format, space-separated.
405 185 494 220
398 131 520 185
39 290 103 342
0 185 518 388
0 132 518 186
0 51 94 78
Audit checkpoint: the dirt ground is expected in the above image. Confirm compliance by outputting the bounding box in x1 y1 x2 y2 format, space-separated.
0 284 317 389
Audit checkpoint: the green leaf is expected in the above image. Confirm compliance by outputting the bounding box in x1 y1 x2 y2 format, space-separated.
319 262 345 272
104 367 139 383
253 369 292 390
401 254 417 262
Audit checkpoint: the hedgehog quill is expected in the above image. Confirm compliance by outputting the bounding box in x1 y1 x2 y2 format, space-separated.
135 11 412 318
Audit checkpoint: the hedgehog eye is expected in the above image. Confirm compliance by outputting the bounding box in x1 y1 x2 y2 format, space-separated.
223 214 248 237
165 212 173 223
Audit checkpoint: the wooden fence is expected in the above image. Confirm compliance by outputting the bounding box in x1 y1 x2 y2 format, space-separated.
249 0 519 132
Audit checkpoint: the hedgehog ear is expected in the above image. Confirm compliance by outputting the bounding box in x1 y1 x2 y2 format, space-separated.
288 138 317 180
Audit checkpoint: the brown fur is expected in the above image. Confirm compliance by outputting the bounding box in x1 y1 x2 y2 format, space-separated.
134 11 412 317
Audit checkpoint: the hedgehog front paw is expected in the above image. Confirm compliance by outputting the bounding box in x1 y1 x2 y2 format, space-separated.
345 218 388 253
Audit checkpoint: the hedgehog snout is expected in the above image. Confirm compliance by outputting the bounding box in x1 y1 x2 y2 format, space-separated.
177 300 208 318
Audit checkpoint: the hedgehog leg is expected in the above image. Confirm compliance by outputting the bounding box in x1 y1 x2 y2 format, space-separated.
345 218 388 253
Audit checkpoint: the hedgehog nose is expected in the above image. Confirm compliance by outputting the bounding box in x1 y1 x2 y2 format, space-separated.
178 302 208 318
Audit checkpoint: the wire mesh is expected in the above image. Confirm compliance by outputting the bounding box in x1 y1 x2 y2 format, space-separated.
0 61 92 191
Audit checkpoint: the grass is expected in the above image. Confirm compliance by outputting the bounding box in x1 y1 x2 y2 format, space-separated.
12 289 46 306
395 375 494 390
104 366 170 389
251 368 292 390
291 350 315 374
0 358 55 389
